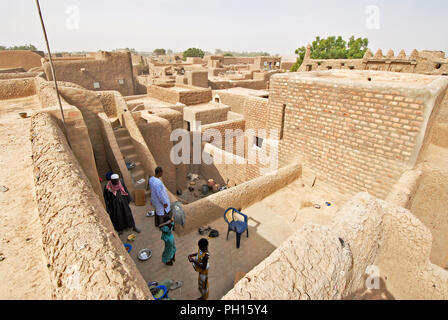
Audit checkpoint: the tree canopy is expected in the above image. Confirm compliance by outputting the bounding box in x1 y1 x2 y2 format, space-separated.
183 47 205 60
291 36 369 71
0 44 37 51
153 48 166 56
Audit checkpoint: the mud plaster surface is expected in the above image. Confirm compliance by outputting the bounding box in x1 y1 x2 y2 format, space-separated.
0 95 52 299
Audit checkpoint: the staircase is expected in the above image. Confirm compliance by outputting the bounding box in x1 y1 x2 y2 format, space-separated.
113 126 147 191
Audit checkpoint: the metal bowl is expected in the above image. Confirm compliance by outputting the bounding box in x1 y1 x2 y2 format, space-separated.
138 248 152 261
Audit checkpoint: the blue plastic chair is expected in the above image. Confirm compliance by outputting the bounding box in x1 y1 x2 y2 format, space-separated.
224 207 248 249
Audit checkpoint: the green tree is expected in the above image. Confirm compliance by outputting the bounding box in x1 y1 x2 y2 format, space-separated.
183 48 205 60
346 36 369 59
153 48 166 56
0 44 37 51
223 52 233 56
291 36 369 71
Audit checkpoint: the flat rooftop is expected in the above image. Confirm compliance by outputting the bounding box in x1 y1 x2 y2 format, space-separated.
183 102 228 112
216 87 269 97
283 69 443 87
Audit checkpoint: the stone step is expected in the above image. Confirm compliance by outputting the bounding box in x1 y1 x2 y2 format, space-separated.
113 127 129 138
124 153 138 161
132 168 146 181
116 135 132 146
119 144 136 154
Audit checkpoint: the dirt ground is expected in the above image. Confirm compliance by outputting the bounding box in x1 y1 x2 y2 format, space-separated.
119 178 345 300
0 96 52 299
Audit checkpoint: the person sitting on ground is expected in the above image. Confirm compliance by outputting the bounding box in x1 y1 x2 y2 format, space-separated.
159 215 176 266
188 238 210 300
103 173 141 235
149 167 172 228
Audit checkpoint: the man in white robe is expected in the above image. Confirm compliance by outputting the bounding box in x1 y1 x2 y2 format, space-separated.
149 167 171 228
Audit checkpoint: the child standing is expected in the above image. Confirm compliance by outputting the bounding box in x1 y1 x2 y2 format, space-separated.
159 216 176 265
188 238 210 300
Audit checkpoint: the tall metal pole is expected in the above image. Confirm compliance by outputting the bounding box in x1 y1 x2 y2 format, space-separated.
35 0 70 147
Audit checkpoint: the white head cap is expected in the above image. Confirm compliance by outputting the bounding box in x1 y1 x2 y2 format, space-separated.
111 174 119 180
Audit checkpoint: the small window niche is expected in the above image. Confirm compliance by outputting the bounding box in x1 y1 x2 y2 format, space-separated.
253 136 264 149
118 79 125 85
184 120 191 132
214 94 221 103
93 82 100 89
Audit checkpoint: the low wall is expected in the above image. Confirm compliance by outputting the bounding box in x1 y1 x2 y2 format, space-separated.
386 166 423 208
223 192 448 300
178 163 302 235
0 72 41 80
0 78 36 99
0 50 44 71
30 112 151 299
98 112 134 196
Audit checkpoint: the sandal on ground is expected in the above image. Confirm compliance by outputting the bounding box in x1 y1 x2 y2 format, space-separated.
170 280 183 290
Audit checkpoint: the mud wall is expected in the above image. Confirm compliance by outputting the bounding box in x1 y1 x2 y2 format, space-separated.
178 163 302 235
34 77 104 203
223 192 448 300
58 86 111 178
0 78 36 99
98 112 134 196
0 50 44 71
267 71 448 199
136 112 177 193
30 112 151 299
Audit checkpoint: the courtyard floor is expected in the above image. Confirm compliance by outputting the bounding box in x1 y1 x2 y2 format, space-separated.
119 179 344 300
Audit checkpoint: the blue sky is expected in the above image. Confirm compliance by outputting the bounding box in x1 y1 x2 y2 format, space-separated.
1 0 447 56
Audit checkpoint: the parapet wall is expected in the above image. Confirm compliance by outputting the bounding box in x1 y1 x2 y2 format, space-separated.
30 112 151 299
300 48 448 76
0 50 44 71
0 78 36 99
267 70 448 198
223 192 448 300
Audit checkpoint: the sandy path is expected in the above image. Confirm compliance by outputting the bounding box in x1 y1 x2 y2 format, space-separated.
0 96 52 299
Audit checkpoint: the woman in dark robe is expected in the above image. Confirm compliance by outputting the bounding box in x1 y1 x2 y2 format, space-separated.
103 173 141 234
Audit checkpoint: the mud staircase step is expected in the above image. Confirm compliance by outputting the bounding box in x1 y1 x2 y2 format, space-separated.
112 125 147 191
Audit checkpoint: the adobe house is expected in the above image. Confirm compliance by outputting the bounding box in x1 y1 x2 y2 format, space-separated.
42 51 136 96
